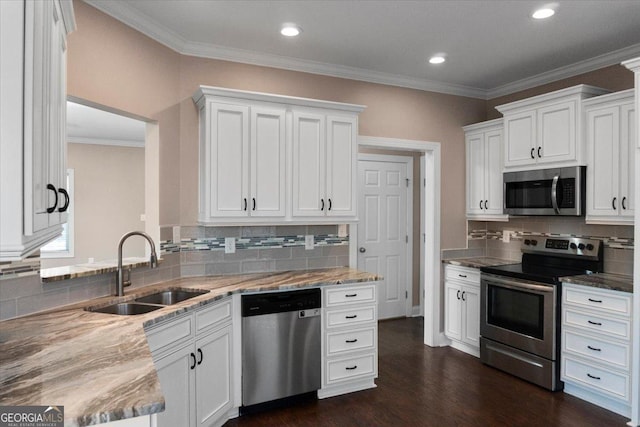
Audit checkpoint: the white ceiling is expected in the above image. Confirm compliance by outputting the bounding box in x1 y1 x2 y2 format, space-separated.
67 101 146 147
85 0 640 99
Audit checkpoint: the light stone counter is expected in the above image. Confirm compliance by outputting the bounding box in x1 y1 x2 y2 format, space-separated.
0 267 380 426
442 257 517 269
561 272 633 293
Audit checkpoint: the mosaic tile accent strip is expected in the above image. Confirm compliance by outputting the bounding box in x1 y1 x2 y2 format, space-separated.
0 257 41 279
160 234 349 253
469 230 634 249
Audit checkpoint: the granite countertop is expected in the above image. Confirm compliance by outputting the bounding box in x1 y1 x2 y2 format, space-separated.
561 272 633 293
40 257 157 283
0 267 380 426
442 257 518 269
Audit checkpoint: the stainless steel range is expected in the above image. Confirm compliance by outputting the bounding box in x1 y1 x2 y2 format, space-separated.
479 237 603 391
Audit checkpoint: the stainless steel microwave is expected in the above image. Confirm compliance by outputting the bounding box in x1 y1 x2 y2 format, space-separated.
503 166 586 216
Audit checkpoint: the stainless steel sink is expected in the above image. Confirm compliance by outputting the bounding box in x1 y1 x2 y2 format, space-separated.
134 289 209 305
87 302 163 316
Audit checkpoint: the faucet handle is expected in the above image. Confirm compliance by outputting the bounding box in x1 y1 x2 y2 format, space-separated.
123 267 132 288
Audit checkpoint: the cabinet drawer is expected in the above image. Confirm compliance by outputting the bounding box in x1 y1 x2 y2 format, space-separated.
563 330 629 370
445 265 480 285
562 356 630 402
326 326 376 356
196 298 232 334
326 353 376 384
146 314 193 354
564 285 631 317
326 306 376 328
564 308 630 340
325 285 376 307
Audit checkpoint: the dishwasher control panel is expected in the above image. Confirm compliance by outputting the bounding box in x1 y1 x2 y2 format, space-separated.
242 288 321 317
299 308 320 318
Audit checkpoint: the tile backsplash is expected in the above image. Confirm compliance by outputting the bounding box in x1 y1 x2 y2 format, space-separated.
0 225 349 321
467 217 634 275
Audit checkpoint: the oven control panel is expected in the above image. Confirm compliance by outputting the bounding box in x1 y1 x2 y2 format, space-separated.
522 237 602 259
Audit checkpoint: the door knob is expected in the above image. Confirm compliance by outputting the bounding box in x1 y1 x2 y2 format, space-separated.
359 247 366 253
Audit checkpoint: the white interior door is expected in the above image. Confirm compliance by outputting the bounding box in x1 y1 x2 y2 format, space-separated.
357 158 409 319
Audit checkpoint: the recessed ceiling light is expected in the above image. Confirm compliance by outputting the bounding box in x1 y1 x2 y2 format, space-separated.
281 24 302 37
532 7 555 19
429 55 446 65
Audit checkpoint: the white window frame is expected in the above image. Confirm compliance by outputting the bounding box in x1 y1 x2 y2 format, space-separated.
41 169 75 258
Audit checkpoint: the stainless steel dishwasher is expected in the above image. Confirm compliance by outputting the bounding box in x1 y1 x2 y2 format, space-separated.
241 288 321 407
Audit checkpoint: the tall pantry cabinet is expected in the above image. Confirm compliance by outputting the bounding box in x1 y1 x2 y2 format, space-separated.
0 0 75 260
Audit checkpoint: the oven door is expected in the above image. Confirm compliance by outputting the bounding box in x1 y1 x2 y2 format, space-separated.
480 273 557 360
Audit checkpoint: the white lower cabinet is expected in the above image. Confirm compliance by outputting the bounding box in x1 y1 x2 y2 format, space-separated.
319 283 378 398
561 283 632 418
444 265 480 357
147 298 234 427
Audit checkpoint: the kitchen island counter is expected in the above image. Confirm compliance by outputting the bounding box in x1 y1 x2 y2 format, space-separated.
0 267 379 426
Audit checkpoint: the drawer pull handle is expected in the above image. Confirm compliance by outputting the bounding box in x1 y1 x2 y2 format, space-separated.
190 352 197 370
587 345 601 352
458 274 467 278
587 373 601 380
197 348 204 364
345 339 358 343
456 290 461 300
588 298 603 303
345 293 358 298
345 315 358 319
587 320 602 326
345 365 358 370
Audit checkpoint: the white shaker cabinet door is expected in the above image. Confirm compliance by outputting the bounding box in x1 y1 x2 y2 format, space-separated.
461 284 480 348
444 282 462 342
504 110 536 168
207 103 250 218
620 104 635 217
195 325 233 427
326 115 357 217
250 107 286 217
484 129 504 214
537 101 576 165
292 112 326 217
588 106 620 218
154 346 196 427
465 132 485 216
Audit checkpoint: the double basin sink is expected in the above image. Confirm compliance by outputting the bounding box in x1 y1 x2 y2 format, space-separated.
87 289 209 316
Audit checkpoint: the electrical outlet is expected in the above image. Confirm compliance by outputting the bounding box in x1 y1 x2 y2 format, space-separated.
225 237 236 254
172 226 180 244
502 230 511 243
338 224 348 238
305 235 314 250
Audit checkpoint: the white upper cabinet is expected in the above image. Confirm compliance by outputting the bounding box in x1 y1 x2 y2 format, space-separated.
497 85 610 171
584 90 635 224
292 113 358 219
0 0 75 261
193 86 364 224
463 119 507 221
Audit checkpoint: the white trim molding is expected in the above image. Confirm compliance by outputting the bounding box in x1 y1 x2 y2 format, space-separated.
358 135 443 347
67 136 144 148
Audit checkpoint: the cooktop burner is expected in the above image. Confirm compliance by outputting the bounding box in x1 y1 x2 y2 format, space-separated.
480 237 603 284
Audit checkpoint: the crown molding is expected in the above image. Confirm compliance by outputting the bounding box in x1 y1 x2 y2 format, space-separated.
84 0 640 101
487 43 640 99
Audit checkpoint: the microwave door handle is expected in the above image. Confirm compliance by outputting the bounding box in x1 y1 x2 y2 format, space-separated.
551 175 560 214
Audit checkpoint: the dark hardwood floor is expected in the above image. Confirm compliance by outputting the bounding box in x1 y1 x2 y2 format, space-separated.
226 317 628 426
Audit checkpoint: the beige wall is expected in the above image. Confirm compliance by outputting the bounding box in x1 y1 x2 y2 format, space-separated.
41 143 146 268
67 0 487 252
486 65 634 119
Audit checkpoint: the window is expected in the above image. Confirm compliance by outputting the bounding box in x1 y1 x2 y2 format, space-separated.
41 169 74 258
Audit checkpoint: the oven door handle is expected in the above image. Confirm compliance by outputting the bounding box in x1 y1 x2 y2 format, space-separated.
483 275 554 293
551 175 560 214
